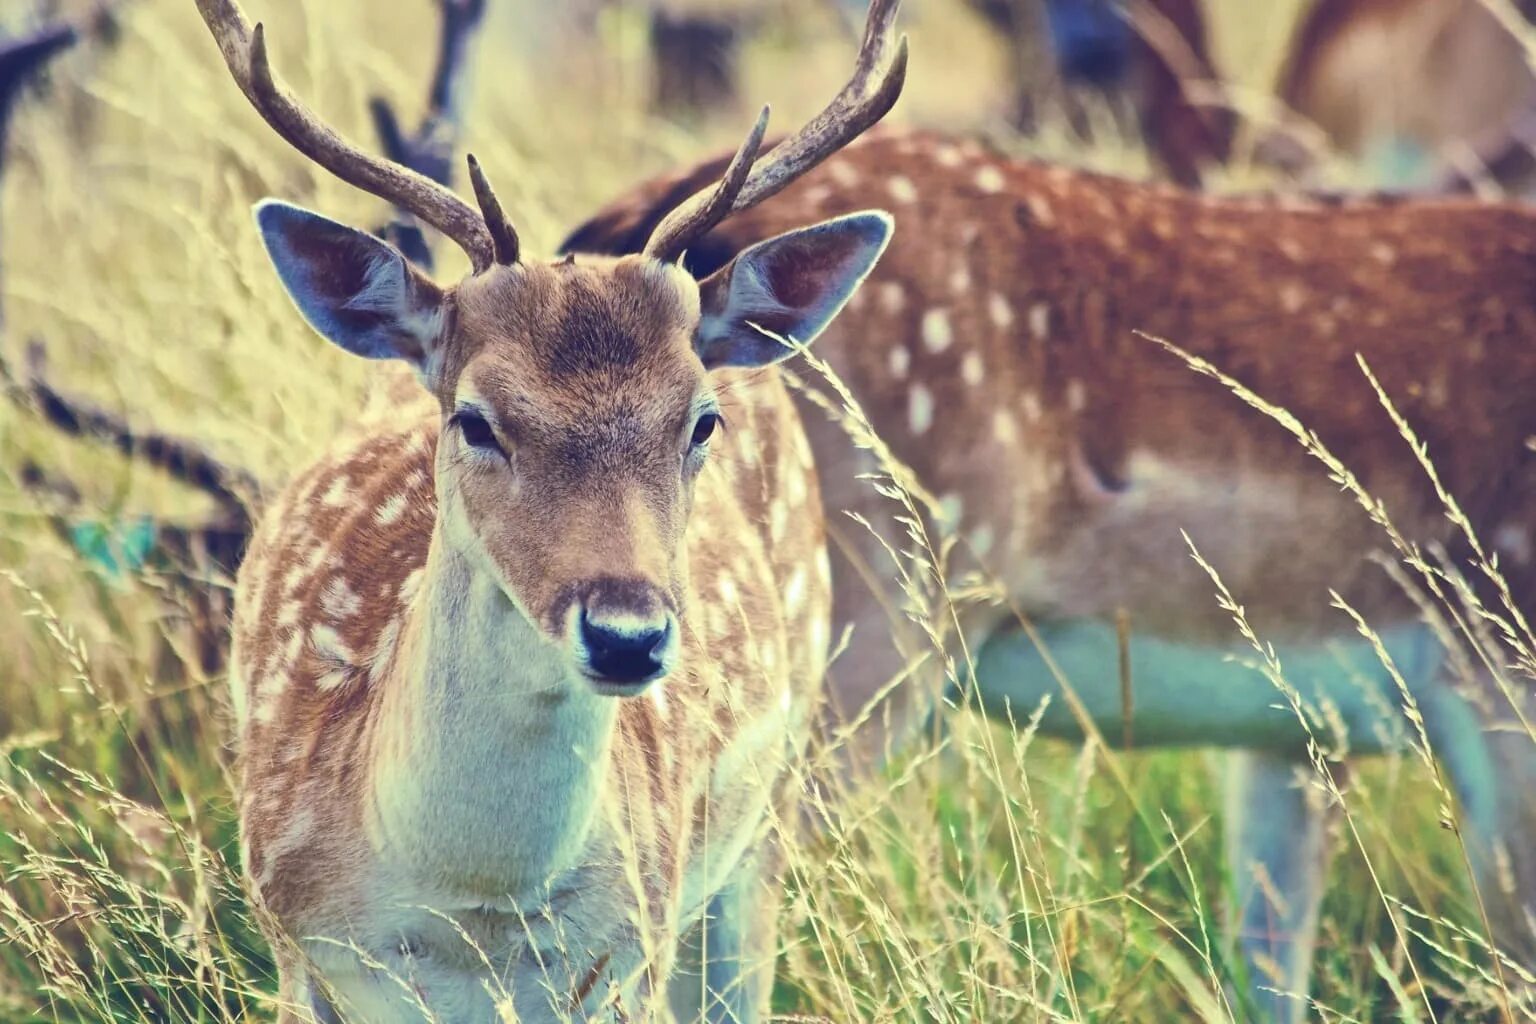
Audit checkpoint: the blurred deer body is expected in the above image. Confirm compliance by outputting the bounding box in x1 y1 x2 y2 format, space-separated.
980 0 1233 186
1279 0 1536 188
197 0 905 1018
566 130 1536 1020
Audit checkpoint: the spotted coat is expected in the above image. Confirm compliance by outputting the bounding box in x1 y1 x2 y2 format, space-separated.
229 264 831 1018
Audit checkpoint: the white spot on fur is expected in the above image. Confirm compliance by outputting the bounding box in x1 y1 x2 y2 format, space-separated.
992 409 1017 445
255 801 317 890
310 624 353 665
1066 379 1087 413
1022 391 1043 422
909 384 934 435
784 566 808 614
989 292 1014 329
889 344 910 378
975 166 1005 193
321 577 361 619
922 308 953 352
937 493 963 527
934 144 963 167
1029 302 1050 340
961 351 984 387
809 614 829 663
828 160 859 187
878 282 906 315
969 523 995 557
888 175 918 203
321 478 350 507
719 574 739 607
277 600 304 628
771 499 788 544
1025 193 1056 227
950 266 971 294
1280 282 1307 314
786 466 809 508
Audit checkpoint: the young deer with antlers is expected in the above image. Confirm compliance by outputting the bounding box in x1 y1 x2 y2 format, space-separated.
196 0 903 1019
568 121 1536 1024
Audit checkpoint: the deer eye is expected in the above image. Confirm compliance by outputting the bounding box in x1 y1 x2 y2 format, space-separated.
453 411 504 455
690 412 721 448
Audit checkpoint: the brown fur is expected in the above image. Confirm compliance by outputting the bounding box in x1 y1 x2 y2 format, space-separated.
230 255 830 1015
564 123 1536 785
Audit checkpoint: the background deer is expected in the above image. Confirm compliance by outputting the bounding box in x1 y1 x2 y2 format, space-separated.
196 0 901 1019
566 117 1536 1021
1023 0 1536 192
975 0 1233 185
1278 0 1536 191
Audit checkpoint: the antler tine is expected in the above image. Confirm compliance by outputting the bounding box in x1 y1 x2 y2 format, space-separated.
642 0 907 262
466 153 520 265
194 0 503 273
644 105 771 264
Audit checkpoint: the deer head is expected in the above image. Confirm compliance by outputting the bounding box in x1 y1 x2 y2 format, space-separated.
198 0 904 690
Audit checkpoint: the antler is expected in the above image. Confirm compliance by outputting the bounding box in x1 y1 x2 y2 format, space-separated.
369 0 489 269
194 0 517 273
1 340 263 516
643 0 908 263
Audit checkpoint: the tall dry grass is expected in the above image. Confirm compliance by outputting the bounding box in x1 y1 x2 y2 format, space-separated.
2 0 1528 1021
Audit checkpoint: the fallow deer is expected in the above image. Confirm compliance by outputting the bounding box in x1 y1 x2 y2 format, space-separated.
1032 0 1536 193
979 0 1233 186
1277 0 1536 191
566 128 1536 1020
195 0 904 1019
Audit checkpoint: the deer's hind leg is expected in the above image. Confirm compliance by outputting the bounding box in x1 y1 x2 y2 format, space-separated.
668 842 783 1024
1421 674 1536 978
1222 750 1341 1024
961 618 1443 1022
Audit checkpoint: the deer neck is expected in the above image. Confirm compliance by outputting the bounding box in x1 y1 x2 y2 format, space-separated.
368 530 618 903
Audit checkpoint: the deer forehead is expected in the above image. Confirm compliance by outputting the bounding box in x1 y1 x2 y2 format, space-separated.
452 256 700 361
446 257 711 433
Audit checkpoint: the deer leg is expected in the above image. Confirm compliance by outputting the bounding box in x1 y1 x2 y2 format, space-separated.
649 12 741 119
668 843 780 1024
1420 675 1536 971
1223 750 1340 1024
959 617 1441 752
961 618 1445 1023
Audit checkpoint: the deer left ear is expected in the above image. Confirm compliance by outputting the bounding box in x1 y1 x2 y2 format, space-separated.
254 200 447 367
695 211 893 369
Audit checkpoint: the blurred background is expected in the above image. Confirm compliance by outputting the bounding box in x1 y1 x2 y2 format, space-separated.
1 0 1533 1020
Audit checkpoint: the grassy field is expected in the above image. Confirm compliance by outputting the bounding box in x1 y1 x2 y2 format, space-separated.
0 0 1529 1020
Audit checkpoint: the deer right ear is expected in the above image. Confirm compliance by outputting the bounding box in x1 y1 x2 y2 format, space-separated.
695 211 893 369
254 200 446 365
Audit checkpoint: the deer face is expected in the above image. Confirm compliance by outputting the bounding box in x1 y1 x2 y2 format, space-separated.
253 201 890 692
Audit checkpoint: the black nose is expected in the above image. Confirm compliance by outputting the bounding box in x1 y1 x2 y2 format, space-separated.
580 608 672 685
